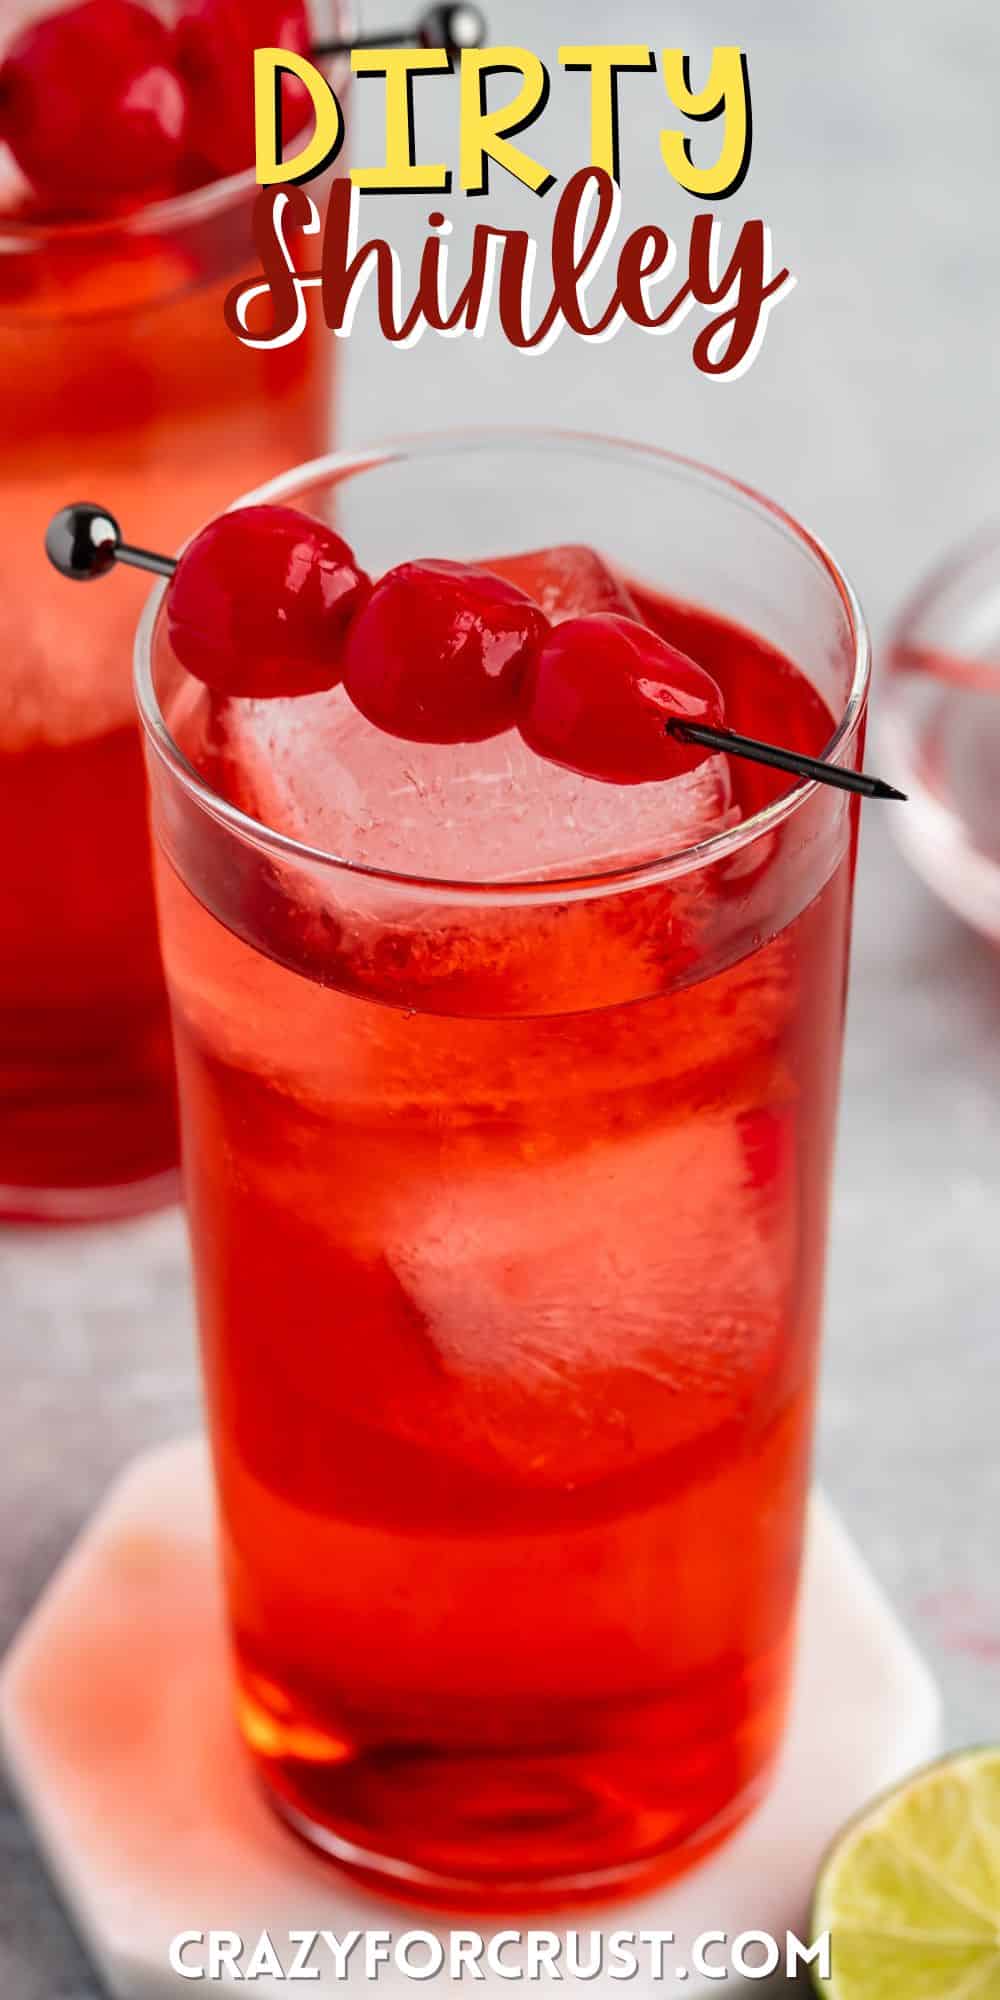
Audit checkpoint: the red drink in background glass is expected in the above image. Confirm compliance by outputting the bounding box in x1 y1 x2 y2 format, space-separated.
138 436 870 1902
0 7 347 1221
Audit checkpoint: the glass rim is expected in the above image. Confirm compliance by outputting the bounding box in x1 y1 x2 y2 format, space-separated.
0 155 271 253
134 427 872 903
0 3 351 253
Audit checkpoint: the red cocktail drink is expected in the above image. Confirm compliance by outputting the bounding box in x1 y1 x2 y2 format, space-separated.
0 4 344 1219
139 436 869 1902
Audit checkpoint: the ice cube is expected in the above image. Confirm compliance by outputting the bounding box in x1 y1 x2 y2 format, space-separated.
206 688 732 884
209 1080 796 1507
192 539 736 884
487 545 640 623
375 1116 792 1488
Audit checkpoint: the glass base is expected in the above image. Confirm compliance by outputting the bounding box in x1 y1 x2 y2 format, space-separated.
0 1165 181 1227
259 1763 773 1913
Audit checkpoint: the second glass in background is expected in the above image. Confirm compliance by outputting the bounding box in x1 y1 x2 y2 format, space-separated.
884 523 1000 941
0 7 346 1221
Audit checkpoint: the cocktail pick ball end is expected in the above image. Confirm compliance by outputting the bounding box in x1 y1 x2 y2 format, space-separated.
45 503 121 581
420 4 487 52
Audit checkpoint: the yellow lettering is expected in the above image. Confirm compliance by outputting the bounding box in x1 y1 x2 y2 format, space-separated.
254 50 345 185
559 45 655 180
350 49 452 193
660 48 752 198
459 49 553 195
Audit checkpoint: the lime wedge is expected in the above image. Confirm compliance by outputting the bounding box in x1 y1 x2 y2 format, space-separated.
812 1749 1000 1999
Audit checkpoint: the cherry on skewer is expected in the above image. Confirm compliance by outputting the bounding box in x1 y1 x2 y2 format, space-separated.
44 502 906 803
520 613 726 785
343 558 548 743
0 0 486 212
177 2 486 181
45 500 368 697
0 0 189 211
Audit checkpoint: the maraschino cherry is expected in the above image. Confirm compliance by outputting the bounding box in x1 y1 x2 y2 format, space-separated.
175 0 311 180
166 506 370 698
0 0 188 211
0 0 487 214
343 560 550 744
519 614 725 784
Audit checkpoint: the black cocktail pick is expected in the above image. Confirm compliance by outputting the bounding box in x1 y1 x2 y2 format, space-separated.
313 4 487 59
45 503 905 803
667 721 905 802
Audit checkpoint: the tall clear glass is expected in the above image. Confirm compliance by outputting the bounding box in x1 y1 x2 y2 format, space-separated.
0 6 346 1221
137 433 869 1905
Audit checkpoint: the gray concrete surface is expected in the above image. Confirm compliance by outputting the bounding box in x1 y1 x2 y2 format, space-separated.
3 0 999 1991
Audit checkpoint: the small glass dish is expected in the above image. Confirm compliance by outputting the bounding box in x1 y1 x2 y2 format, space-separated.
883 524 1000 939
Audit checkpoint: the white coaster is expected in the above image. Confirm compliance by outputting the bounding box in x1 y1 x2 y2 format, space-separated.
1 1440 939 1998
